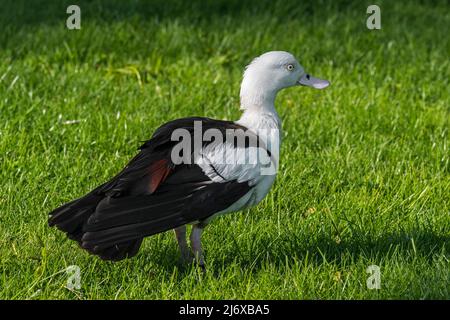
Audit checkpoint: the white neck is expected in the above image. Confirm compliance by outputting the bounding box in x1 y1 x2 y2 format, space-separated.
237 79 281 131
237 108 281 131
240 88 277 113
236 81 282 165
239 73 278 113
236 89 282 172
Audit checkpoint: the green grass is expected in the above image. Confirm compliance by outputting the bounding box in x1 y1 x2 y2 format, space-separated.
1 0 449 299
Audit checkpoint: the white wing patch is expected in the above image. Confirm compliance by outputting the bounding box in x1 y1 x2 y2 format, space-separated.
194 141 278 210
195 114 281 213
195 142 266 184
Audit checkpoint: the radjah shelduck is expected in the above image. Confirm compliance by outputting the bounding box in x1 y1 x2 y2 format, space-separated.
49 51 330 269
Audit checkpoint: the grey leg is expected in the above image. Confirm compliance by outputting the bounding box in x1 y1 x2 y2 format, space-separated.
174 225 191 263
190 224 205 270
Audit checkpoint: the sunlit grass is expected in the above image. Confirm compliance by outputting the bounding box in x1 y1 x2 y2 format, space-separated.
0 0 449 299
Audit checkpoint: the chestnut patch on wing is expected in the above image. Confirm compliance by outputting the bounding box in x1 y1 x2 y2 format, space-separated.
148 159 172 193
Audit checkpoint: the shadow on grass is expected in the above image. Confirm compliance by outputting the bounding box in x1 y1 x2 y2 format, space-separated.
2 0 346 28
145 229 449 275
0 0 362 66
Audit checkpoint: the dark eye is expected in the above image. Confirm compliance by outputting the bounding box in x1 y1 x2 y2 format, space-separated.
287 64 294 71
306 74 310 80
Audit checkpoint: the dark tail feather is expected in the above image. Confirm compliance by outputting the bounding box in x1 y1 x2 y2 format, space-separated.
48 192 103 243
80 198 188 255
78 188 196 258
93 238 143 261
49 191 145 261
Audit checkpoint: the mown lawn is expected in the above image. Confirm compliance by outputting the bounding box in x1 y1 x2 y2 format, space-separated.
0 0 449 299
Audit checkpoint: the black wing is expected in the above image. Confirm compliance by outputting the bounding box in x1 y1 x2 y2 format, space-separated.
48 117 252 261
